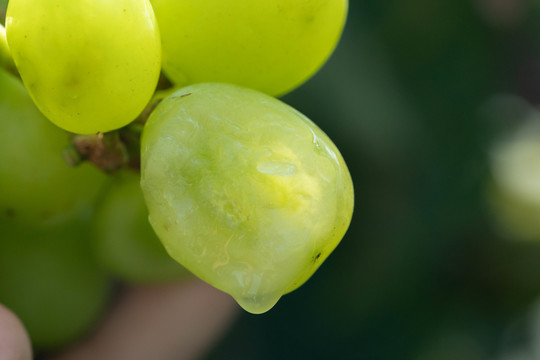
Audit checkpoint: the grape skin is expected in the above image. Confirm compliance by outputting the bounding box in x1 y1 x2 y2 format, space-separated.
94 171 190 284
141 83 354 314
5 0 161 134
0 25 14 72
0 220 110 350
150 0 348 96
0 69 108 226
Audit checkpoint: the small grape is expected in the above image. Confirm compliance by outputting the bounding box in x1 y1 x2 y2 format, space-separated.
5 0 161 134
488 118 540 240
0 220 111 351
491 124 540 205
141 83 354 314
0 68 107 226
488 182 540 241
150 0 348 96
94 170 190 283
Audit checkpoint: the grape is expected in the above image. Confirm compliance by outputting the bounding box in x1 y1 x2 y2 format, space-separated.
94 170 190 283
488 119 540 240
0 24 14 73
0 68 107 226
141 83 354 314
488 182 540 241
491 124 540 205
150 0 348 96
5 0 161 134
0 220 111 350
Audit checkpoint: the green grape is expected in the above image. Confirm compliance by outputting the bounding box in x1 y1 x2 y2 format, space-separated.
488 119 540 240
5 0 161 134
0 24 15 73
94 170 190 283
150 0 348 96
0 220 111 351
487 182 540 241
141 83 354 314
0 69 107 226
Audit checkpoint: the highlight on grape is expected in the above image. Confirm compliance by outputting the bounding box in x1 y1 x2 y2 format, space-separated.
0 0 353 353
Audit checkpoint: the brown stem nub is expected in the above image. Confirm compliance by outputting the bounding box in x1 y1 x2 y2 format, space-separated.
65 132 129 173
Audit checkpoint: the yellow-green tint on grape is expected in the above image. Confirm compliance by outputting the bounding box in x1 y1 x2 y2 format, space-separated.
6 0 161 134
0 69 107 226
141 83 354 314
150 0 348 96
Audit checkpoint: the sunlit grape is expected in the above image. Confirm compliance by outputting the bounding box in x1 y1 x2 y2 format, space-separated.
5 0 161 134
141 83 354 314
150 0 348 96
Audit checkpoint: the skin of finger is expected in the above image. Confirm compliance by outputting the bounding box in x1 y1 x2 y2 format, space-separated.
0 303 32 360
52 278 239 360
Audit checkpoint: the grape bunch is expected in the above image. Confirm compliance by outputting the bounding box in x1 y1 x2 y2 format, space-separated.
0 0 353 352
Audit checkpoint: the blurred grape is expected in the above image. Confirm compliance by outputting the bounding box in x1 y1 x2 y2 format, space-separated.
487 107 540 241
93 170 190 284
0 220 111 351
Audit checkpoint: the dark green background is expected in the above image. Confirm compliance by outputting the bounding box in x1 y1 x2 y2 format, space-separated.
206 1 540 359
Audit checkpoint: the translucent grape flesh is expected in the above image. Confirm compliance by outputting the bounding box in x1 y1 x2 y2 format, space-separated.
141 83 354 313
6 0 161 134
0 69 107 225
94 171 190 283
150 0 348 96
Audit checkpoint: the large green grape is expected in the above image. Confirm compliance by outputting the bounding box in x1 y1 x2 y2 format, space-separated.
0 69 107 226
141 83 354 314
94 170 190 283
150 0 348 96
5 0 161 134
0 220 111 351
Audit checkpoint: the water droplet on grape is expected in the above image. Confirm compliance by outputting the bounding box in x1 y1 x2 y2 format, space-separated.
256 159 297 176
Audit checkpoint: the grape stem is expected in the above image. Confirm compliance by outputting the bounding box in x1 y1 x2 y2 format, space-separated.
63 132 130 174
63 100 155 173
0 24 17 76
63 73 175 173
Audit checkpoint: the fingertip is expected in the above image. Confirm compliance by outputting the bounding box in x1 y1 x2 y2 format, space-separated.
0 303 32 360
52 278 239 360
